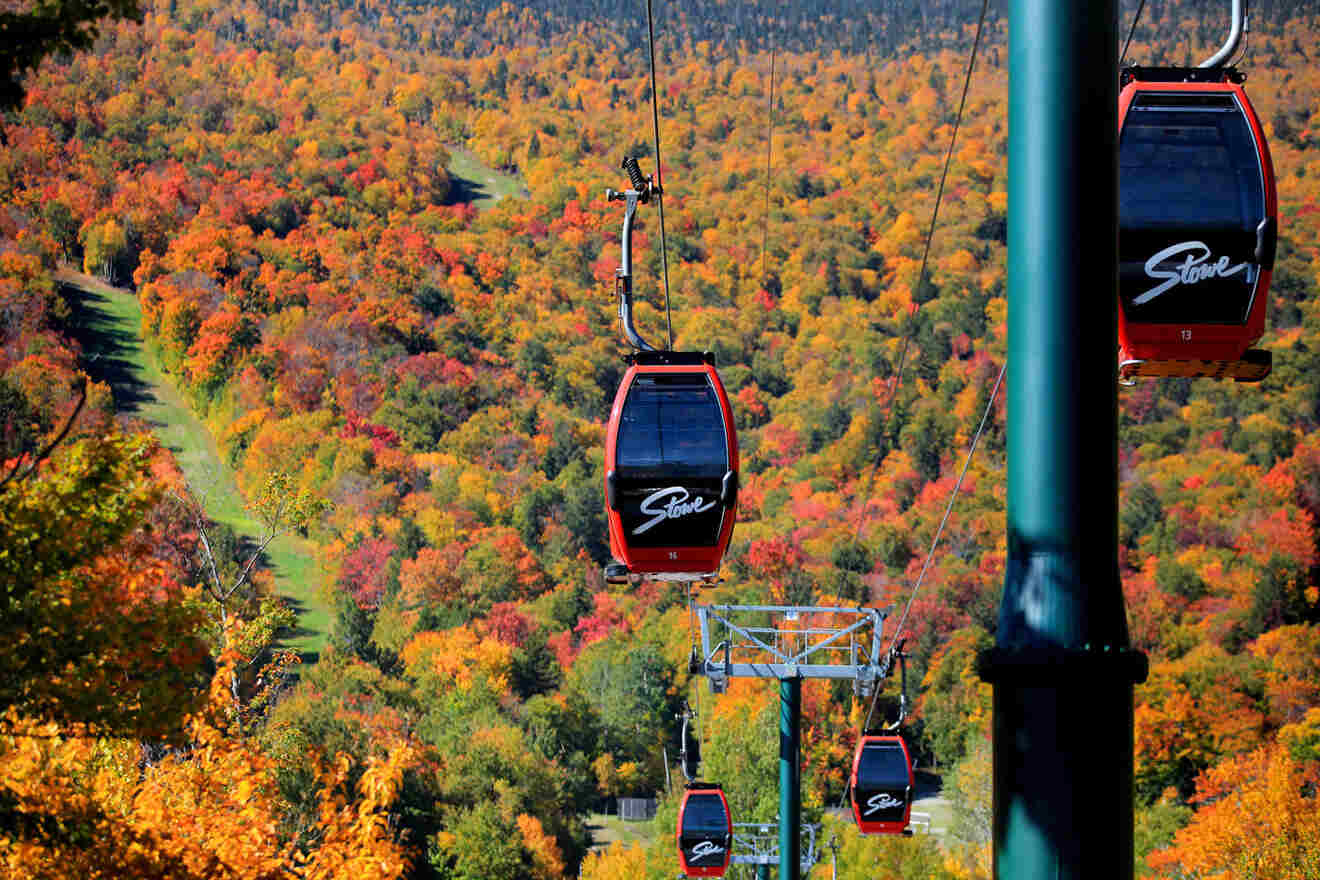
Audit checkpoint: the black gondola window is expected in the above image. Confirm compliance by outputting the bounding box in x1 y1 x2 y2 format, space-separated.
856 741 909 820
680 793 730 865
1121 94 1263 231
617 374 728 479
1119 92 1266 325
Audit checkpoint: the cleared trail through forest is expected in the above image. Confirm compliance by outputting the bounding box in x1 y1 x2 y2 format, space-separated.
444 146 528 209
59 268 330 665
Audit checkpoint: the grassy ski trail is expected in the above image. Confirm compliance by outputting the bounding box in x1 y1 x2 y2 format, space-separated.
59 268 329 664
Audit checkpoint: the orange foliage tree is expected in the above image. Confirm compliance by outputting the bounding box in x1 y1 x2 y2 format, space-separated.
1146 744 1320 879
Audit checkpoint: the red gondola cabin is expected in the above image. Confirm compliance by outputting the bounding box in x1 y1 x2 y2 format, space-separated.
1117 66 1277 382
676 783 733 878
604 351 738 584
850 735 914 835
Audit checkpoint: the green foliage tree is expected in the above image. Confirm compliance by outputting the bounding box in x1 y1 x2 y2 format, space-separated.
1134 796 1192 878
700 694 785 824
917 625 993 768
0 431 206 737
0 377 45 463
432 802 525 880
819 813 960 880
568 637 681 794
511 627 562 698
0 0 141 109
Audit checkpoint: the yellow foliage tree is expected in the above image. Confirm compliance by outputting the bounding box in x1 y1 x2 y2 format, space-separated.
580 841 650 880
80 218 128 284
0 658 420 879
401 625 514 694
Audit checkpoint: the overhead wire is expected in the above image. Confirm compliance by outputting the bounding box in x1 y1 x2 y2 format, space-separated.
759 24 777 287
886 361 1005 653
640 0 998 809
1228 13 1251 68
837 359 1005 810
686 581 704 772
1231 35 1250 67
1120 0 1147 67
676 16 783 788
642 0 716 786
836 0 993 808
850 0 991 547
644 0 675 350
855 0 1252 808
910 0 989 332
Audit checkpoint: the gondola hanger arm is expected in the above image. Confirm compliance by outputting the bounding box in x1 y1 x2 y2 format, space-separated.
607 156 660 353
1199 0 1245 68
883 638 909 731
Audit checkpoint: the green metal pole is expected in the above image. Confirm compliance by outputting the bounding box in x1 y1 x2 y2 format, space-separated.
979 1 1147 878
778 676 800 880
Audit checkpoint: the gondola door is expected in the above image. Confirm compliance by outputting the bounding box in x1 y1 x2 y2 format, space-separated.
676 784 733 878
604 351 738 583
850 735 914 835
1117 67 1277 381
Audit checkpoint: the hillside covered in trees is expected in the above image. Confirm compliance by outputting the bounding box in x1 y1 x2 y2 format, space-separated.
3 0 1320 876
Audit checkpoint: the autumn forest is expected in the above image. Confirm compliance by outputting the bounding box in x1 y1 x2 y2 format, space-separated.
2 0 1320 876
